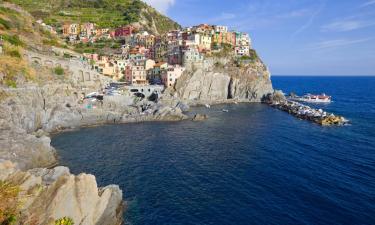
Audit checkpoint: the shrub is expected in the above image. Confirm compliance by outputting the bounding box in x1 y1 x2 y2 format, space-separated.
54 66 64 76
0 181 20 224
3 43 22 58
54 217 74 225
240 55 251 60
63 53 71 58
5 79 17 88
2 34 24 47
7 50 21 58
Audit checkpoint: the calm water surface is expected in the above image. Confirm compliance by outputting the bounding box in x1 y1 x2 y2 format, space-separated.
52 76 375 225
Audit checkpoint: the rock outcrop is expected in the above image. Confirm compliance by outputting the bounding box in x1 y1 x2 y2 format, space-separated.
0 160 123 225
173 56 273 104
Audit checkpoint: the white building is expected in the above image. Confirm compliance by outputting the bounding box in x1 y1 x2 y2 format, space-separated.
235 46 250 56
131 65 148 85
183 47 204 65
215 25 228 33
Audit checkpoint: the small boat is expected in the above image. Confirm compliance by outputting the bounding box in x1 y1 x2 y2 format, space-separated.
291 93 331 103
205 104 211 109
222 109 229 112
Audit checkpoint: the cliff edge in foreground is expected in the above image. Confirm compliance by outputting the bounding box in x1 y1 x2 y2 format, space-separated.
0 161 123 225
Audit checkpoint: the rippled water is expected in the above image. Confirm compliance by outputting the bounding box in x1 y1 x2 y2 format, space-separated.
52 76 375 225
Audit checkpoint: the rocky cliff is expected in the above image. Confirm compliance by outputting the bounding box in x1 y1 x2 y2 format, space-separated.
173 56 273 104
0 82 187 171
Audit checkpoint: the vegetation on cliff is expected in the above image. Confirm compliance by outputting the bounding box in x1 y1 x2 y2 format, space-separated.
0 3 68 87
4 0 181 34
0 181 20 225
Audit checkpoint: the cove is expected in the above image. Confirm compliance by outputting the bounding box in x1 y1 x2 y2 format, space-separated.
52 77 375 225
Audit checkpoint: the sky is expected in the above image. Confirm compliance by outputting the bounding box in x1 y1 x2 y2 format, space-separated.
143 0 375 76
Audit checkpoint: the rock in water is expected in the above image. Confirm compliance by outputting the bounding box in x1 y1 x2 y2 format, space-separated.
192 114 208 121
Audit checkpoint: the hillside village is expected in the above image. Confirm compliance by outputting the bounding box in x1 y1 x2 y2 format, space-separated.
38 21 253 89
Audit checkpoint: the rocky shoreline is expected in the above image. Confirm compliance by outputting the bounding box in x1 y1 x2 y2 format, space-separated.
0 82 190 225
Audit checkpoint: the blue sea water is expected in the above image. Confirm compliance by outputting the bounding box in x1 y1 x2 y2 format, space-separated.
52 76 375 225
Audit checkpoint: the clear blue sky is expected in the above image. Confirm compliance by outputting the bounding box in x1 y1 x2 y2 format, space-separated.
144 0 375 75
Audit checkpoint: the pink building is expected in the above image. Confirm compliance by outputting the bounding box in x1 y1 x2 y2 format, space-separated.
115 26 134 38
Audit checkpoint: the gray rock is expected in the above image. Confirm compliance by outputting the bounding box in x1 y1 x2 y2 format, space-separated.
192 114 208 121
174 56 273 104
0 161 124 225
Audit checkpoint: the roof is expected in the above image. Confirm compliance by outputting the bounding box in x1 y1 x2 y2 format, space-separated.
154 62 167 67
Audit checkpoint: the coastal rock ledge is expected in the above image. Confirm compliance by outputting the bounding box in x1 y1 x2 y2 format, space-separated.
0 160 123 225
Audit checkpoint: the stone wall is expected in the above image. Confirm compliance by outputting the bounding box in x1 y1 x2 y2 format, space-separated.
23 51 111 88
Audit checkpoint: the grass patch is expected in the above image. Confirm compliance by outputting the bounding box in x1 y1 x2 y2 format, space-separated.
55 217 74 225
0 54 36 86
0 17 12 29
4 79 17 88
0 181 20 225
54 66 64 75
2 34 24 47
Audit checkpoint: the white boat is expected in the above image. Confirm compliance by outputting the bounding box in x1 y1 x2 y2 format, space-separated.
292 93 332 103
205 104 211 109
222 109 229 112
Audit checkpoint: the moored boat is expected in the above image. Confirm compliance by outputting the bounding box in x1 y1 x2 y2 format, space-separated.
290 93 331 103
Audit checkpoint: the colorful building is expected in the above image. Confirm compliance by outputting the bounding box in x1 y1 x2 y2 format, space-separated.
161 65 185 87
115 26 134 38
131 65 148 85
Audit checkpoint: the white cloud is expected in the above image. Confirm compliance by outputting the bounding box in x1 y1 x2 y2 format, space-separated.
361 0 375 7
143 0 175 14
277 9 312 19
322 20 375 32
307 38 373 50
208 12 236 23
291 3 325 39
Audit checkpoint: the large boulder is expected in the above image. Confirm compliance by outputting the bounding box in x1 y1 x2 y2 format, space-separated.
0 161 124 225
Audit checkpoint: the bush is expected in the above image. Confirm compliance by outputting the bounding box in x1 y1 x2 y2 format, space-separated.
55 217 74 225
54 66 64 75
7 50 21 58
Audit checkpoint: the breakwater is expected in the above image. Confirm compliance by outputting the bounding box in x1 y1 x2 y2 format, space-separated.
268 98 349 126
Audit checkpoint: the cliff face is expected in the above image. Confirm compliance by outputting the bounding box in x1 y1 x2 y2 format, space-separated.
0 161 123 225
174 56 273 104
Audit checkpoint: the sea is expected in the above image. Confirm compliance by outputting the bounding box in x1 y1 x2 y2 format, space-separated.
52 76 375 225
